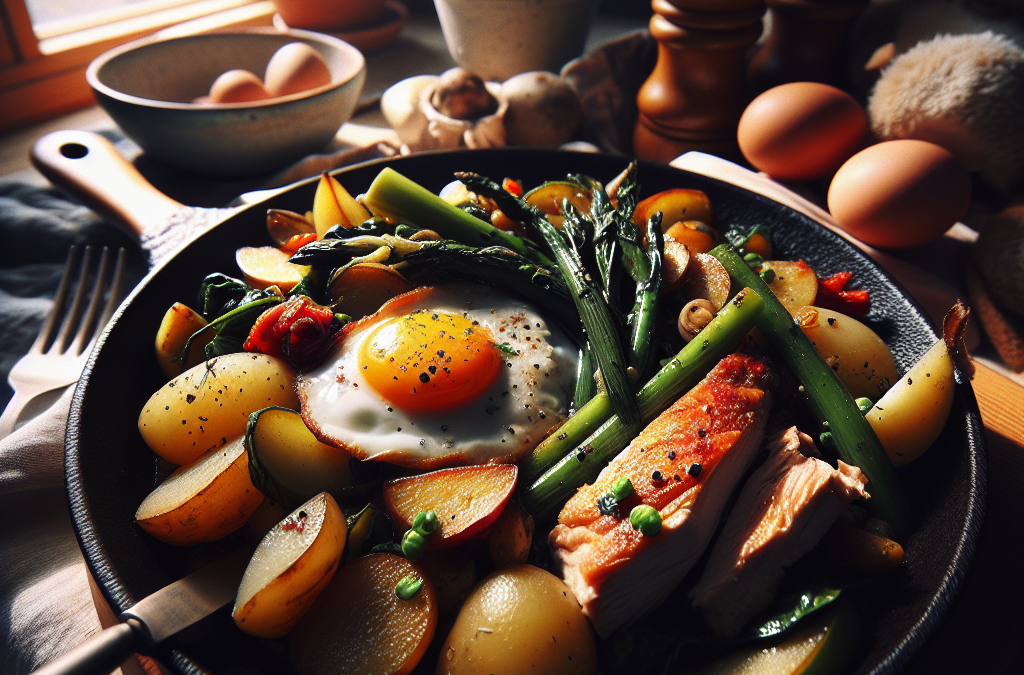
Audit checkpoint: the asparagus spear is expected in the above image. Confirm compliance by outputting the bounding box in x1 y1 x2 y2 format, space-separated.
459 172 641 431
710 245 913 536
362 168 552 266
520 288 765 519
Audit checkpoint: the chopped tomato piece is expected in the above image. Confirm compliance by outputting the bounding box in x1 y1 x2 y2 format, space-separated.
815 271 871 317
243 295 339 370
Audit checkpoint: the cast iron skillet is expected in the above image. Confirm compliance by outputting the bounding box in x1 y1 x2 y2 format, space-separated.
65 149 985 675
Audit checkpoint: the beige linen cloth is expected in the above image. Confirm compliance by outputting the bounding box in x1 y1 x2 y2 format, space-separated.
0 387 118 675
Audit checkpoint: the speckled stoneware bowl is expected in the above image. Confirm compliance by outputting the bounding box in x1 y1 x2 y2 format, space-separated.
86 27 366 177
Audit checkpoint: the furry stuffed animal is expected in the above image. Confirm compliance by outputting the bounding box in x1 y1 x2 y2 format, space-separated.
852 0 1024 192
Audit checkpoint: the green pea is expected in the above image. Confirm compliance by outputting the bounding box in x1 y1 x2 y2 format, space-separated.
855 397 874 414
412 509 439 535
395 574 424 600
609 476 634 502
629 504 662 537
401 529 427 559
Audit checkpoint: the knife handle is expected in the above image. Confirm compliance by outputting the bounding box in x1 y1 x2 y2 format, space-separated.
32 620 144 675
30 130 185 242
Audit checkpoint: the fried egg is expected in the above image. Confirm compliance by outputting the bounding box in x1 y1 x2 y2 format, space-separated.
297 284 577 468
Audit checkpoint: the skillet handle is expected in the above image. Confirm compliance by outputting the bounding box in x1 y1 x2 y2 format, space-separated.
31 130 185 241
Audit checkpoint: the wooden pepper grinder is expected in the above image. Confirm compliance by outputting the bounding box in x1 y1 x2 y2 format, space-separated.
633 0 766 163
747 0 869 94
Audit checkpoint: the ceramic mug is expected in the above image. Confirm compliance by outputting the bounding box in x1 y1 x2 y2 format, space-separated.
433 0 599 81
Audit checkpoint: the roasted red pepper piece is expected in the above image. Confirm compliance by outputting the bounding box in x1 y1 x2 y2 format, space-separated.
502 177 524 198
815 271 871 317
243 295 339 370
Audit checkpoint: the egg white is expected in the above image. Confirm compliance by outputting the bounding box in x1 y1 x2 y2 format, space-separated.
297 284 577 468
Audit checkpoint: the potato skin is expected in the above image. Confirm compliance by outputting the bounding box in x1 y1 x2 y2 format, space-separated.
233 493 347 638
136 436 263 545
795 306 899 400
138 352 299 466
438 564 597 675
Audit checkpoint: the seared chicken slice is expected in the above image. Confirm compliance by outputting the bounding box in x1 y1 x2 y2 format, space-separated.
689 426 869 637
550 353 776 637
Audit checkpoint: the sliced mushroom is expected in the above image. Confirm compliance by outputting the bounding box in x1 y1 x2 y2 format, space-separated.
678 299 716 342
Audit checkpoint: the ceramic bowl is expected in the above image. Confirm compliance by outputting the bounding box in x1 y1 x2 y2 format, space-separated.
86 28 366 178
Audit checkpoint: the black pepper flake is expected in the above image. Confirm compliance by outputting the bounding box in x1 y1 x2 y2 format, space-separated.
667 451 676 460
397 427 402 432
558 433 567 440
908 377 913 385
688 463 702 477
441 424 448 431
507 426 515 434
698 428 707 438
674 474 681 481
533 364 540 369
539 411 546 419
419 372 430 383
387 406 393 412
428 365 437 374
420 439 426 446
437 350 445 357
651 470 664 482
576 449 587 462
827 317 837 326
185 394 196 404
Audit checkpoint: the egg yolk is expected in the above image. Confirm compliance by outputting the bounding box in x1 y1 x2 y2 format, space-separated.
358 310 503 412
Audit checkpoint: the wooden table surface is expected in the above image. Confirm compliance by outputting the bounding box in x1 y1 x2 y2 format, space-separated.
1 7 1021 675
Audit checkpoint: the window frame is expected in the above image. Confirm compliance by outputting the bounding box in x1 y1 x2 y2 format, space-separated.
0 0 276 133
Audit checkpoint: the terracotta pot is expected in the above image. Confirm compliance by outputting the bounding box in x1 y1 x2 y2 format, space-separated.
273 0 387 30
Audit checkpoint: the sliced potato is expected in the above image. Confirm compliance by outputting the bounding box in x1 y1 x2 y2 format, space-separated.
267 209 315 247
328 262 414 319
383 464 518 548
867 338 955 466
233 492 347 638
289 553 437 675
794 306 899 400
764 260 818 313
136 435 263 545
236 246 310 293
634 188 713 232
524 181 592 228
138 352 299 466
661 240 692 293
487 499 534 569
313 172 370 237
681 252 732 311
154 302 211 378
664 220 720 253
247 406 356 507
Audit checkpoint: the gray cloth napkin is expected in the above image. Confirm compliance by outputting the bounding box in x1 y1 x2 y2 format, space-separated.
0 387 104 675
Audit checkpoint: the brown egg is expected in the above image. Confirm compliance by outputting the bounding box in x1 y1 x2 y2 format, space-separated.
208 69 271 104
264 42 332 98
827 139 971 249
737 82 867 181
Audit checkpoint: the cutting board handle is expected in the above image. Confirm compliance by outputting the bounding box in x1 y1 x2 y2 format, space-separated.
31 130 184 241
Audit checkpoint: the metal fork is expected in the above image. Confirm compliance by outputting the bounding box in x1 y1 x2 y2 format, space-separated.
0 245 126 439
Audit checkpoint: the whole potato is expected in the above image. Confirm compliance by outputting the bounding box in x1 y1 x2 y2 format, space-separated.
438 564 597 675
139 352 299 466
